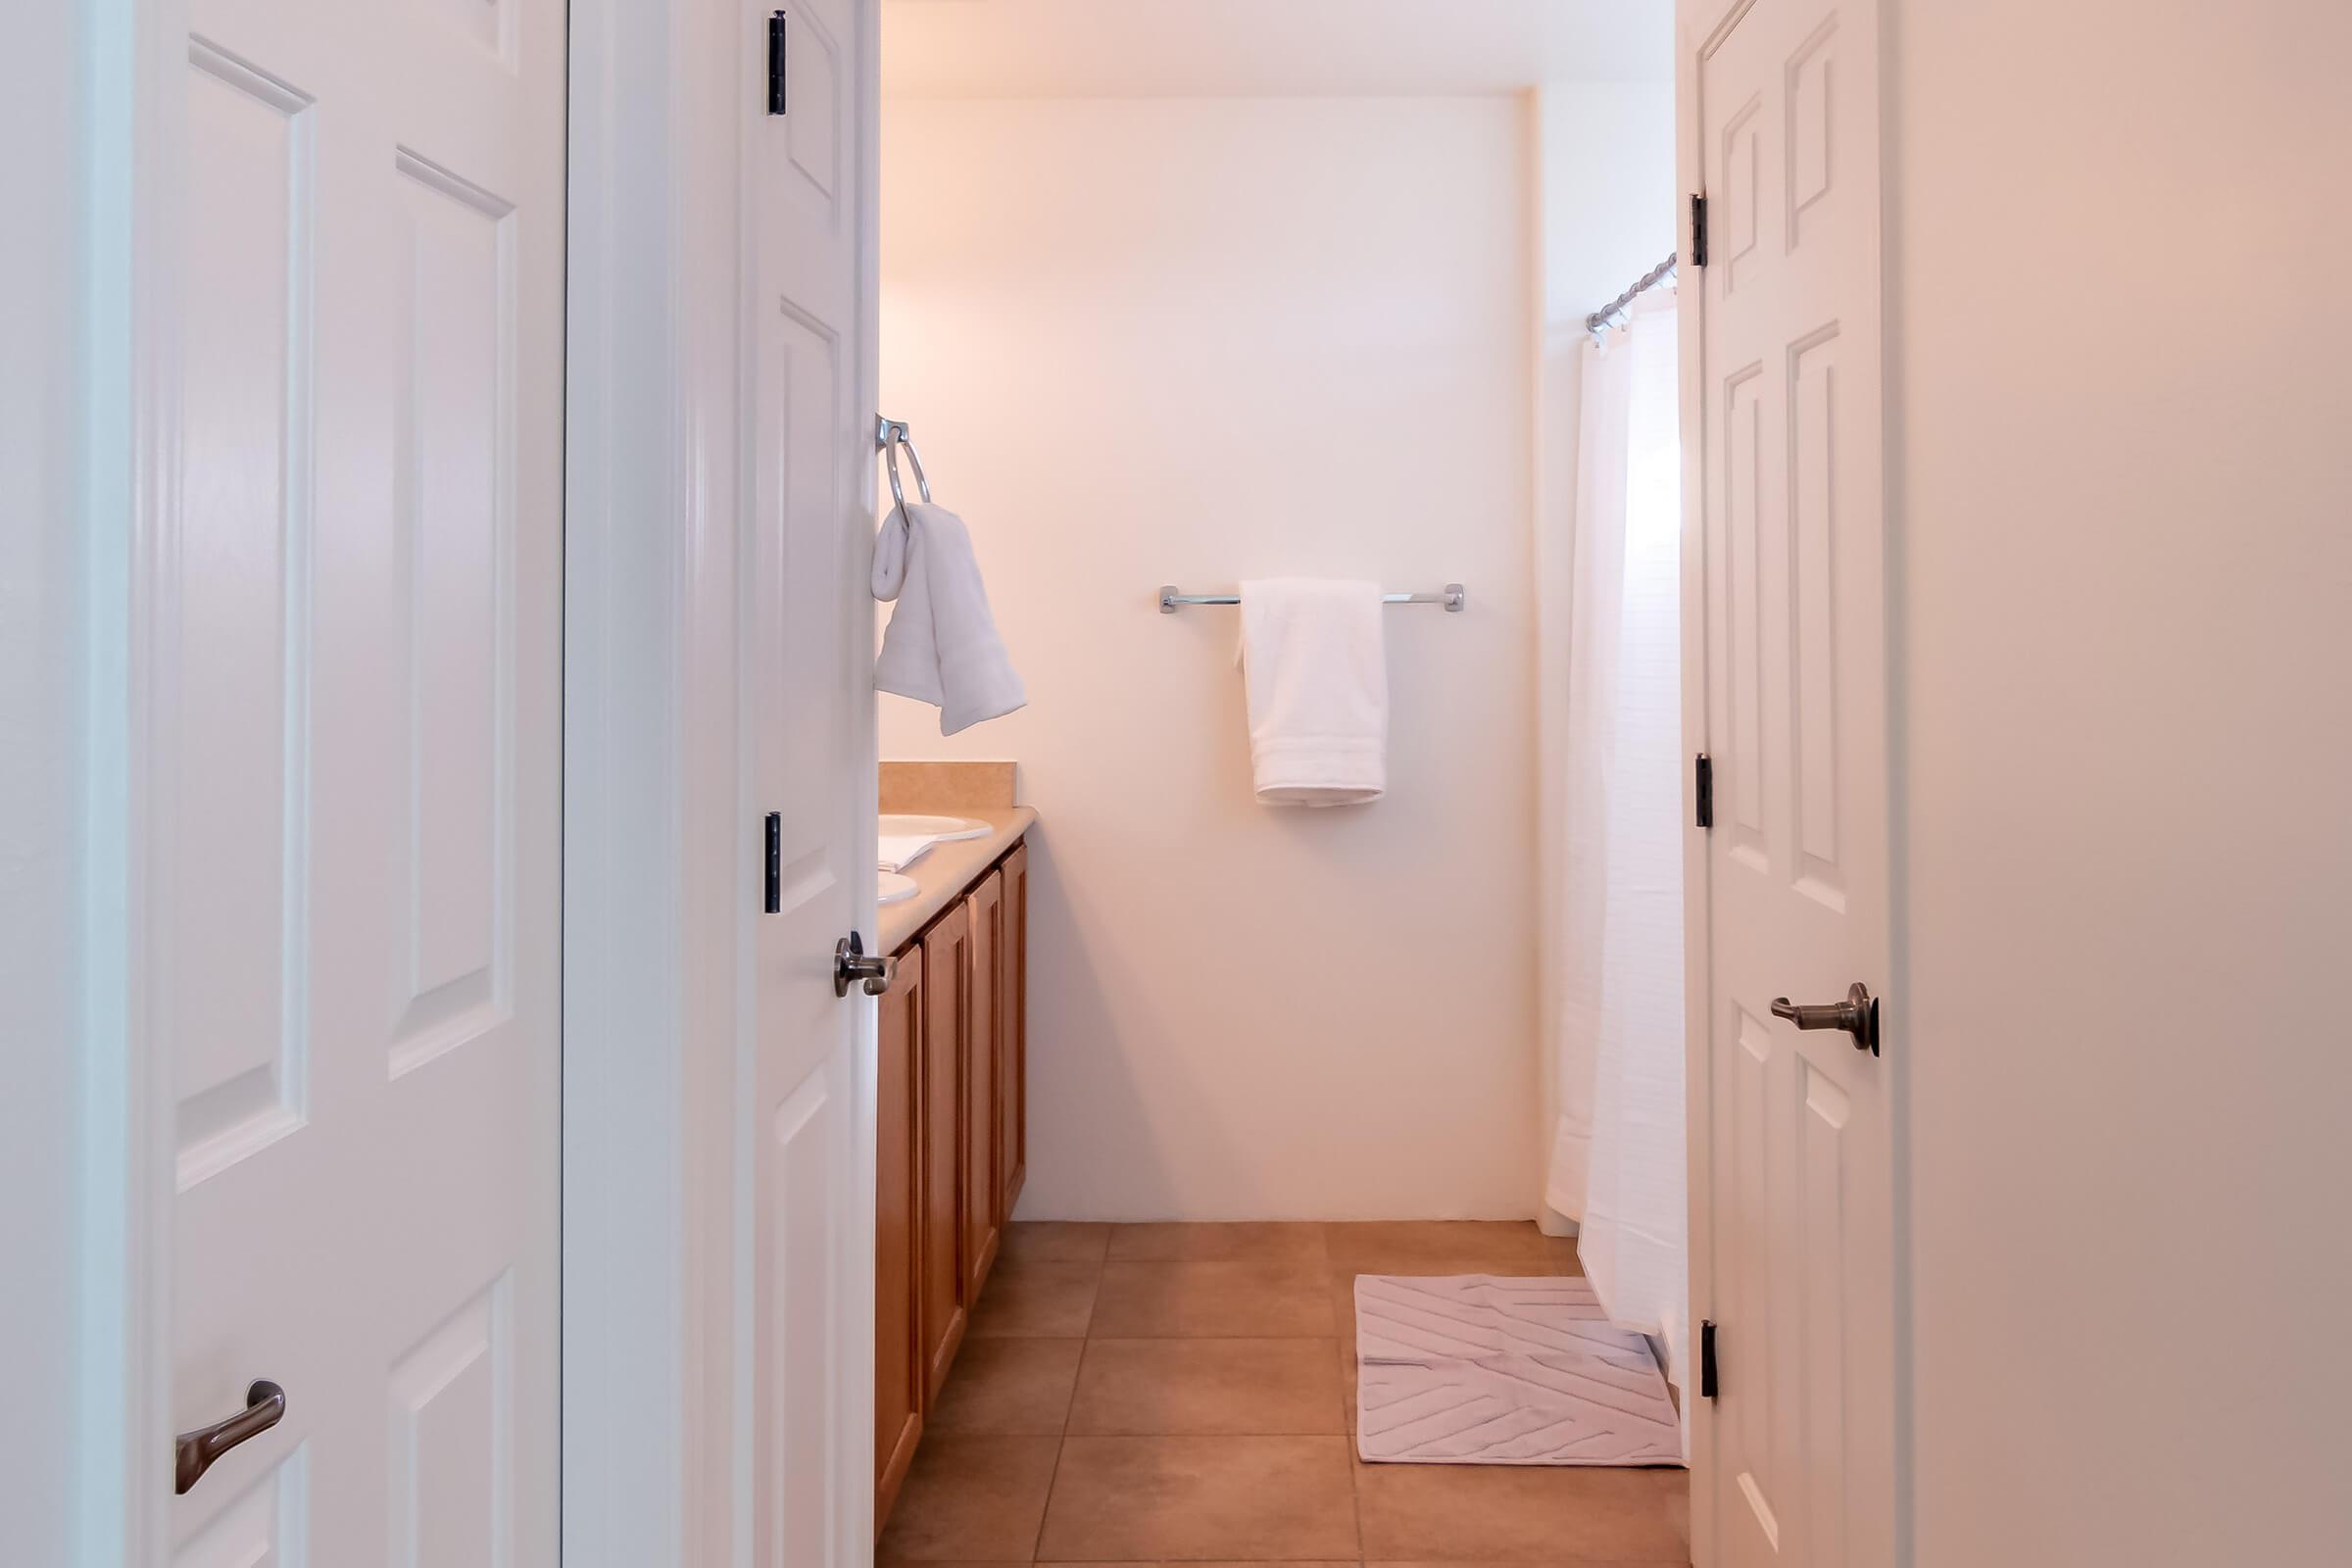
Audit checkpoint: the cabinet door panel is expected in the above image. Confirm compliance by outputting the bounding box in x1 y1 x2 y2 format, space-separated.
964 871 1005 1298
918 904 970 1403
874 946 924 1532
1001 844 1029 1215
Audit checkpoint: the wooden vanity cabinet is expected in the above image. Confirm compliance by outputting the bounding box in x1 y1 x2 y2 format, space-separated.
1000 843 1027 1216
874 838 1029 1538
964 869 1004 1300
872 946 925 1528
917 902 970 1406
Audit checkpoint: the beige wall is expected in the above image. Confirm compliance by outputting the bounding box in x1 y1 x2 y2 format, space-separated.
880 95 1541 1219
1888 3 2352 1561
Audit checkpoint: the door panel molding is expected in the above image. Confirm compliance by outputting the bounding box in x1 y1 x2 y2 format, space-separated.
153 0 566 1558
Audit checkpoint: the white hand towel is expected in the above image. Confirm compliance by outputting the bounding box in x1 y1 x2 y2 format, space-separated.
873 500 1026 736
877 834 935 874
1236 578 1388 807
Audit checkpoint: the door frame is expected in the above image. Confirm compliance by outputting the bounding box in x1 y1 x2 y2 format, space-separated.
1674 0 1907 1562
564 0 881 1562
34 1 200 1559
25 1 882 1561
1672 14 1714 1557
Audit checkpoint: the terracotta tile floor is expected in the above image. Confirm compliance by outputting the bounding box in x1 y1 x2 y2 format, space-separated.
878 1220 1690 1567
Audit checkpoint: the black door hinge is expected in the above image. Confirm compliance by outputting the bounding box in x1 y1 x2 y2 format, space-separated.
763 812 783 912
1699 1320 1719 1398
1690 193 1709 269
1694 753 1714 830
766 11 789 116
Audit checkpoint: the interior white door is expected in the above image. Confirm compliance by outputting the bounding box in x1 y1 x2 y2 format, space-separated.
161 0 564 1560
1690 0 1893 1565
744 1 879 1564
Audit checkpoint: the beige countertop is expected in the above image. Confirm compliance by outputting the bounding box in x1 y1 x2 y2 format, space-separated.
877 807 1036 955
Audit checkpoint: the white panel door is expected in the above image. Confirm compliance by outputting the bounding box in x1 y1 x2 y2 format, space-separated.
161 0 564 1560
744 2 879 1565
1691 1 1893 1565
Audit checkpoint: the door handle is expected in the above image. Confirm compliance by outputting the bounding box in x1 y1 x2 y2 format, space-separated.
1770 982 1880 1056
834 932 895 997
174 1380 285 1495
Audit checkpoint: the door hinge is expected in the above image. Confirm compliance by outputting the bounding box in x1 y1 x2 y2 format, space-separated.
766 11 789 116
763 811 783 913
1694 753 1714 830
1699 1320 1719 1398
1690 193 1709 269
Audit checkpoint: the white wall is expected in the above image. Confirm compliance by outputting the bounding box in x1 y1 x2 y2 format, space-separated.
880 95 1541 1220
1887 3 2352 1562
1539 82 1678 333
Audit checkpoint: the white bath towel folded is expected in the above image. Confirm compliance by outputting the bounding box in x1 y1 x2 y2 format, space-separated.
873 501 1026 736
1236 578 1388 807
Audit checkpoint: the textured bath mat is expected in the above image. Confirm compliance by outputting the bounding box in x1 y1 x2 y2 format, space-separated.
1353 1273 1683 1466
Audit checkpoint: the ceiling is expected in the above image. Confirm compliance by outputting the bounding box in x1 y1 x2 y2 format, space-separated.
879 0 1673 99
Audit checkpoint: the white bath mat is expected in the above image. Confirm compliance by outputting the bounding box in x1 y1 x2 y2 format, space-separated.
1354 1273 1683 1466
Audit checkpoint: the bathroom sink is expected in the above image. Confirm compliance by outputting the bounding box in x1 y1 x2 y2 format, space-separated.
878 813 988 843
878 871 919 906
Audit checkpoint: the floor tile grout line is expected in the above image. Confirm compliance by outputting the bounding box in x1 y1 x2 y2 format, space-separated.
1026 1334 1088 1566
1026 1426 1062 1567
1078 1333 1346 1345
1345 1277 1367 1564
1347 1429 1367 1558
1063 1429 1350 1438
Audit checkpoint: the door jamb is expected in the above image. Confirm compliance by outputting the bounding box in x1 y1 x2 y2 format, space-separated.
57 0 187 1559
563 0 881 1563
1673 9 1726 1568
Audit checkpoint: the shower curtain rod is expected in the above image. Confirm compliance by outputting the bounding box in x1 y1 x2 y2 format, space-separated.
1584 252 1679 333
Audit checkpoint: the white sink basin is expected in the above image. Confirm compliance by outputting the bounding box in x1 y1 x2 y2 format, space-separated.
878 871 919 906
879 813 989 843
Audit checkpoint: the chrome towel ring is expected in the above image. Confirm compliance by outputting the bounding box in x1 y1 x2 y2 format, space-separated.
876 415 931 514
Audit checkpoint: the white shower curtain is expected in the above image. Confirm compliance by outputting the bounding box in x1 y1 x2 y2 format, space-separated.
1544 291 1689 1385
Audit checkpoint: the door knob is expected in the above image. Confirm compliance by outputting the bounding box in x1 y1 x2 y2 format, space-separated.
174 1380 285 1494
1770 982 1880 1056
834 932 895 997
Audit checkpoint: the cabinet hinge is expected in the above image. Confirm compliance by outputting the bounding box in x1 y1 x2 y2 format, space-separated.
766 11 789 116
1699 1320 1719 1399
1690 193 1709 269
763 812 783 913
1694 753 1714 830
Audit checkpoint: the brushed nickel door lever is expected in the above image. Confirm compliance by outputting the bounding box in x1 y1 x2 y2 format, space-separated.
834 931 895 997
174 1380 285 1494
1770 982 1881 1056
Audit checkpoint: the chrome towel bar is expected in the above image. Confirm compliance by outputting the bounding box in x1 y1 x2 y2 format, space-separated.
1159 583 1465 614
